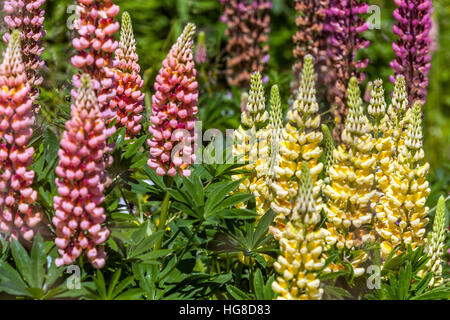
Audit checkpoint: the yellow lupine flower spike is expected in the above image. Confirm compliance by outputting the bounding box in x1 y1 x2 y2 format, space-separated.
423 196 448 287
323 77 376 275
270 55 323 219
232 72 269 209
250 85 284 216
271 162 327 300
376 100 430 258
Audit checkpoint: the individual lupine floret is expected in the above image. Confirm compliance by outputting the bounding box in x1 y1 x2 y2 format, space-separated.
231 72 268 210
0 31 42 241
390 0 433 104
147 23 199 178
323 77 377 275
53 74 109 269
270 55 323 219
324 0 370 141
71 0 120 126
220 0 272 88
375 101 430 259
113 11 145 138
423 196 448 287
3 0 46 103
271 163 327 300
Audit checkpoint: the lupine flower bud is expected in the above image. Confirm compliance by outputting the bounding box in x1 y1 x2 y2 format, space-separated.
113 11 144 138
53 74 109 269
71 0 120 126
220 0 272 88
147 23 198 178
324 0 370 142
232 72 269 213
323 77 376 274
3 0 46 103
368 79 386 123
195 31 207 65
321 124 335 181
271 55 323 219
423 196 447 287
250 84 283 216
292 0 329 96
375 100 430 259
390 0 433 104
0 31 42 241
271 163 327 300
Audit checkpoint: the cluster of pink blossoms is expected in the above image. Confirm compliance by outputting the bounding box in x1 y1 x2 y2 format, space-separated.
113 11 144 138
71 0 120 129
53 74 109 269
3 0 46 102
0 31 41 241
147 23 199 178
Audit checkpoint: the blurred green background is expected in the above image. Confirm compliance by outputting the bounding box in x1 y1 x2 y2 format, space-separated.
1 0 448 204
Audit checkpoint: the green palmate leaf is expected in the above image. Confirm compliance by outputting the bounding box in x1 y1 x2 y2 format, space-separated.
324 285 353 300
115 288 145 300
263 275 276 300
204 179 244 215
253 269 264 300
10 238 32 286
138 249 172 263
207 193 253 218
0 261 29 296
413 273 433 296
94 270 107 299
167 188 192 206
128 231 164 259
107 270 122 299
411 286 450 300
253 209 276 247
226 284 251 300
124 135 147 159
112 276 136 299
30 234 46 288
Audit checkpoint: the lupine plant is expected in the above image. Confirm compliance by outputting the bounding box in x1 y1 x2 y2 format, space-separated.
0 0 447 302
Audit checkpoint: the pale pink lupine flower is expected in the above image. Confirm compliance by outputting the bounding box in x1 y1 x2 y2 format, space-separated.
71 0 120 133
112 11 144 138
3 0 46 104
0 31 42 241
53 74 109 269
147 23 199 178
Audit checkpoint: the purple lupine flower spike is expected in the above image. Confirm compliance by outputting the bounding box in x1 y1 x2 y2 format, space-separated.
324 0 370 142
390 0 433 104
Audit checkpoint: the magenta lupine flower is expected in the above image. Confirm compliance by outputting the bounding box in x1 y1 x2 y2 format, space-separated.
0 31 42 241
71 0 120 129
324 0 370 142
147 23 199 178
113 12 144 138
3 0 46 102
53 74 109 269
390 0 433 104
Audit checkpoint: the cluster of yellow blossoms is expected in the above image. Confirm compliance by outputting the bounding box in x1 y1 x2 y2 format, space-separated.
372 77 431 259
271 162 328 300
232 55 441 299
